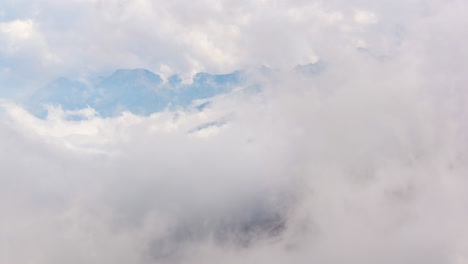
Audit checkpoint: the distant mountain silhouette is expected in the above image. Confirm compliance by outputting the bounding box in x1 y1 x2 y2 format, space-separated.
27 62 323 118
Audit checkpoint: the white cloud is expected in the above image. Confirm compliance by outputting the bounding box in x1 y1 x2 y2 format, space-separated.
2 38 468 261
0 18 60 95
0 19 57 61
354 9 378 24
0 0 400 90
2 0 468 263
0 19 41 58
0 19 35 42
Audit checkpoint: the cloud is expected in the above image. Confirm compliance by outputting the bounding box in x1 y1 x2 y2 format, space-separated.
0 0 415 94
2 37 468 262
354 9 378 24
0 19 37 50
2 0 468 263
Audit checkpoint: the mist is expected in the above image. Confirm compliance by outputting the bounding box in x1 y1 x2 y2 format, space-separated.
2 0 468 263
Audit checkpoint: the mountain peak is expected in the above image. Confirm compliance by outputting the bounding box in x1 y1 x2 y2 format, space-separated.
293 61 325 76
98 68 163 90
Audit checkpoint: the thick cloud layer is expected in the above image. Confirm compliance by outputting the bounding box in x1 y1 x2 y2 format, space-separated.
2 49 468 263
1 0 456 95
2 0 468 263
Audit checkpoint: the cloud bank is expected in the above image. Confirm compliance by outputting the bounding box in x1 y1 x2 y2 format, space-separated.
0 0 443 95
1 0 468 263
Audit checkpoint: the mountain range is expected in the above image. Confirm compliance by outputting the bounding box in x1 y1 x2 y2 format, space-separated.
27 62 324 118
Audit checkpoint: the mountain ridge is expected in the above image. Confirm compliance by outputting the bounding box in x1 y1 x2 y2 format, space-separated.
27 63 323 118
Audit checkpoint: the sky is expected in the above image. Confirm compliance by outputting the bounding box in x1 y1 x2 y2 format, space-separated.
0 0 445 94
1 0 468 263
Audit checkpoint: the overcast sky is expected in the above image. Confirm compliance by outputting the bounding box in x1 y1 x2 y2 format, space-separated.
2 0 460 94
1 0 468 263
